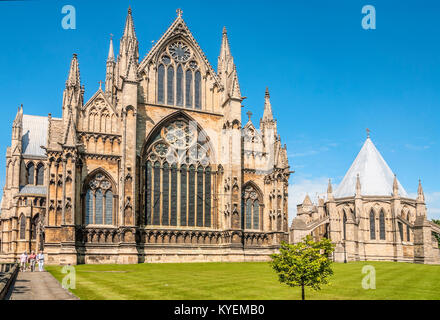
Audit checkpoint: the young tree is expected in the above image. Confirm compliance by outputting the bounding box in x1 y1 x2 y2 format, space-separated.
270 236 335 300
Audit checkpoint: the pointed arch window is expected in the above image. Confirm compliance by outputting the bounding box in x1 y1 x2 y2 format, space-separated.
83 172 115 225
36 163 44 185
31 214 39 240
343 212 347 240
144 118 212 228
158 64 165 104
167 66 174 105
27 162 34 185
176 65 183 106
19 214 26 240
398 222 403 241
195 71 201 110
379 210 386 240
370 210 376 240
185 70 193 108
242 185 261 230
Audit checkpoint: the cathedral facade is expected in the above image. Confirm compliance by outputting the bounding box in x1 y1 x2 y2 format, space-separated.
0 8 291 265
290 136 440 264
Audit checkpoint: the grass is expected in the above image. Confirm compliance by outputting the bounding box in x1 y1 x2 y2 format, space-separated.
46 261 440 300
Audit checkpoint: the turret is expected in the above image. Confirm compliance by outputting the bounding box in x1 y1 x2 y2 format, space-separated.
416 179 427 217
62 53 84 126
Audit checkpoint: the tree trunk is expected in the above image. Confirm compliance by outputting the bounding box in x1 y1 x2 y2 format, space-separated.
301 284 305 301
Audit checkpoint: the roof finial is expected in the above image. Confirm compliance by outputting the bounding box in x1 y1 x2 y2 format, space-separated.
223 26 227 35
366 128 370 139
246 111 252 122
176 8 183 18
128 6 132 14
265 87 270 98
98 80 103 90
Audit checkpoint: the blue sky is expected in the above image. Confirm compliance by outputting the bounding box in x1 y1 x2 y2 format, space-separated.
0 0 439 220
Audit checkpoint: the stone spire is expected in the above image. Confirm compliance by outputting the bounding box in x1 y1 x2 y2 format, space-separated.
417 179 425 203
393 174 399 197
106 35 116 98
62 54 83 123
107 35 115 62
122 6 137 41
66 53 80 88
262 87 274 122
118 6 139 81
217 26 241 101
327 179 334 201
218 26 232 71
12 105 23 143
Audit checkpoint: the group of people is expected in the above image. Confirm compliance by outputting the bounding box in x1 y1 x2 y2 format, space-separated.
19 251 44 272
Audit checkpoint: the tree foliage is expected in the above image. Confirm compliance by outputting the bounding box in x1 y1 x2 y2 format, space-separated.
270 236 335 300
433 220 440 247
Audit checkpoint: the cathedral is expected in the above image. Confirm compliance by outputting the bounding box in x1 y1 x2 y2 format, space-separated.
290 135 440 264
0 8 291 264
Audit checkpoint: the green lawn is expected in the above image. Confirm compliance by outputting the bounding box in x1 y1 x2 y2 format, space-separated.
46 261 440 300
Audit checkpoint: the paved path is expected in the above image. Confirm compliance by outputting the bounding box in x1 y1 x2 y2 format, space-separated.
6 271 78 300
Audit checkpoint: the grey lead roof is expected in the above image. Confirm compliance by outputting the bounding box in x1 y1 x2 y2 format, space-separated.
19 185 47 195
333 138 408 198
22 115 48 157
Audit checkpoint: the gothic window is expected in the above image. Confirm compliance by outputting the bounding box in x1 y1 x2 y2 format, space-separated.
36 163 44 185
379 210 386 240
242 185 261 230
19 214 26 240
144 118 212 228
31 214 39 240
27 162 34 185
177 65 183 106
185 70 193 108
158 64 165 104
195 71 201 109
83 172 114 225
406 224 410 242
157 43 203 110
167 66 174 105
343 212 347 240
398 222 403 241
370 210 376 240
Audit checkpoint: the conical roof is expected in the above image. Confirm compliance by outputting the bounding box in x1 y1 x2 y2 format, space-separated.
334 138 408 198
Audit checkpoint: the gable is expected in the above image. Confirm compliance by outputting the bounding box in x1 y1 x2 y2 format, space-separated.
138 16 221 88
80 89 119 134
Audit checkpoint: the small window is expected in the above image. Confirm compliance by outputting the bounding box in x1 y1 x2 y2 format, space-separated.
195 71 201 109
167 66 174 105
27 163 34 185
379 210 386 240
158 64 165 104
370 210 376 240
36 163 44 185
19 214 26 240
185 70 193 108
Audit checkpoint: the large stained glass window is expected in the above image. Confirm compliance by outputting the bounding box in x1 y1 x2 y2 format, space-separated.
144 118 212 228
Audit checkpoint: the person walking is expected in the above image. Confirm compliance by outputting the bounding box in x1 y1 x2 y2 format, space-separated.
29 251 36 272
20 251 27 272
37 251 44 272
